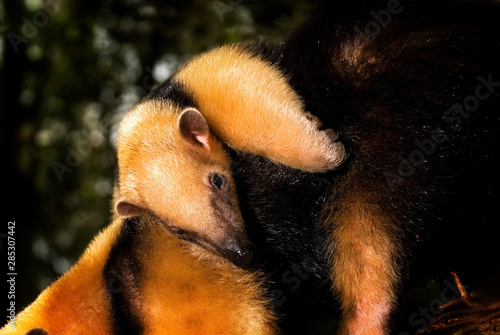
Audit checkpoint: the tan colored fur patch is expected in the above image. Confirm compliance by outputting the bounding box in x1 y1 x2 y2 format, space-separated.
175 45 346 172
322 172 399 335
138 216 276 335
117 100 245 252
0 216 276 335
0 218 123 335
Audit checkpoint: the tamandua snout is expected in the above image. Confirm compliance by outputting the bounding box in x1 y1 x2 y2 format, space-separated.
116 103 252 266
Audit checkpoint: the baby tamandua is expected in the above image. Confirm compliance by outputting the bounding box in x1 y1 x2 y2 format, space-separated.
115 45 346 265
0 214 277 335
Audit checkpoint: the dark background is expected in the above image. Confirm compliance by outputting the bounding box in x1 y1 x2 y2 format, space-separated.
3 1 500 333
1 0 312 315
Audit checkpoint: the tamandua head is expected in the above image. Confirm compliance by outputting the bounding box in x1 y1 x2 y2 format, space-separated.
116 100 251 266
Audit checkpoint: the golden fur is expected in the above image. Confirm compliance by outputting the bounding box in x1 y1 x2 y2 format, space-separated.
321 164 401 335
116 100 248 257
175 45 346 172
0 217 122 335
0 215 276 335
116 46 345 260
134 215 276 335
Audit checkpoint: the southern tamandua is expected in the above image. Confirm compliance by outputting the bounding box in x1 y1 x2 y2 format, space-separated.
223 1 500 334
115 46 346 265
114 0 500 334
0 214 276 335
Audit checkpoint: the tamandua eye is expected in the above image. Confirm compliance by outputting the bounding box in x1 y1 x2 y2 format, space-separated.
210 173 226 190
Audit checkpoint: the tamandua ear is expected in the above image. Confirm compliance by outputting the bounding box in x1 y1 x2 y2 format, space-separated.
178 108 210 149
115 200 146 218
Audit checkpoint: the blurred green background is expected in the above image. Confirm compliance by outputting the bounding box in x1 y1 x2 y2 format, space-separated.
1 0 313 312
3 1 499 333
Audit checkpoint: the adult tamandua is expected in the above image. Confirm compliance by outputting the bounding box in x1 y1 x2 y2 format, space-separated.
118 1 500 334
225 1 500 334
0 214 276 335
114 47 346 265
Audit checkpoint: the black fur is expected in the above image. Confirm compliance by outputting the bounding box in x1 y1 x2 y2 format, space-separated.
145 77 198 110
234 0 500 333
230 150 340 330
134 2 500 331
103 218 145 335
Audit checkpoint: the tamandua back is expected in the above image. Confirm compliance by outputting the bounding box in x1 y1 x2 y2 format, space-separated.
0 214 276 335
115 45 346 265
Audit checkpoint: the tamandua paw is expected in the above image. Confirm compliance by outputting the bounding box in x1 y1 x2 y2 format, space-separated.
314 128 346 171
305 112 340 143
304 112 324 129
323 127 340 142
298 113 347 172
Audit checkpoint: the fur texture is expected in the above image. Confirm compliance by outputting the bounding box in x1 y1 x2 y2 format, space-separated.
116 2 500 332
0 218 122 335
115 45 346 266
116 100 252 265
0 215 276 335
230 0 500 333
5 1 500 334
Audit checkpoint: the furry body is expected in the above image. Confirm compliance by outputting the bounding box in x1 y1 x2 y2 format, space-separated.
228 1 500 333
116 101 253 265
116 1 500 332
0 215 276 335
5 1 500 334
116 46 345 265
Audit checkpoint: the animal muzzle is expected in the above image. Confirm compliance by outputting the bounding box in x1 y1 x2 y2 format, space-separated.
219 240 253 268
168 225 253 268
211 223 253 268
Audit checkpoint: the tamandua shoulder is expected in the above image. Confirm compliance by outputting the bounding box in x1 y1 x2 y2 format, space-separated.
110 214 277 335
0 218 123 335
0 215 276 335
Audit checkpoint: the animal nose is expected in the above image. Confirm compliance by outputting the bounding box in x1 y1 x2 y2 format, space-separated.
224 243 253 268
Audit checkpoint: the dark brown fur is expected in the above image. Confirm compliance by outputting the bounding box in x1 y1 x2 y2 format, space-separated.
231 1 500 333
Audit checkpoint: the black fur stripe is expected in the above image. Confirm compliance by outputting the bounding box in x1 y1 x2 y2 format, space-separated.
144 77 198 110
103 217 144 335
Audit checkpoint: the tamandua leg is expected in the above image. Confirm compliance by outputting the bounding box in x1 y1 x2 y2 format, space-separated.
322 166 403 335
173 45 347 173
